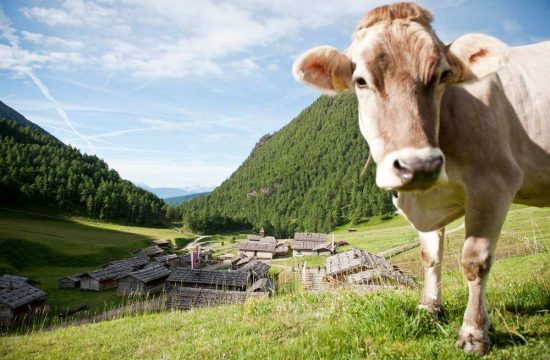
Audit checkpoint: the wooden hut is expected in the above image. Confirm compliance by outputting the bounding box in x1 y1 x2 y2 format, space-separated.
237 259 270 282
133 245 164 260
247 235 277 243
237 241 277 259
291 232 334 256
0 283 46 325
80 266 133 291
58 273 84 289
325 249 414 287
116 264 171 295
167 269 250 291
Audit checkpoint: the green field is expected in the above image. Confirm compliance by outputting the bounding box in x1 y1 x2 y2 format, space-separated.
0 208 186 313
0 252 548 359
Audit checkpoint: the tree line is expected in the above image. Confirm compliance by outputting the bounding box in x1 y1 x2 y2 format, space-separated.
0 118 166 225
170 94 395 236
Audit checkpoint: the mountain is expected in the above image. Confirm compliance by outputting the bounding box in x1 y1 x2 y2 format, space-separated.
0 100 59 142
0 113 166 225
164 192 211 206
179 94 394 236
137 184 214 199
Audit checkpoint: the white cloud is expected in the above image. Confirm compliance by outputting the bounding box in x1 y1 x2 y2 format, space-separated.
21 31 83 50
503 19 521 34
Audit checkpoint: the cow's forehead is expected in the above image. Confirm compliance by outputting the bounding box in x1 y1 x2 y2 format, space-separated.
348 22 443 84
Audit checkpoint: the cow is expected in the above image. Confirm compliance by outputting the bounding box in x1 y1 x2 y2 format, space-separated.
292 2 550 355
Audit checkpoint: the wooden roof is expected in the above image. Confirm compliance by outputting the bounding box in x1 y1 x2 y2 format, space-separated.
152 240 170 245
168 287 248 310
167 269 249 288
291 240 332 251
326 249 391 276
133 245 164 257
0 275 28 289
85 266 133 282
59 273 85 282
247 235 277 243
154 254 178 263
238 260 270 279
346 269 414 286
120 264 171 283
104 256 149 270
0 283 46 309
293 232 328 242
237 241 277 253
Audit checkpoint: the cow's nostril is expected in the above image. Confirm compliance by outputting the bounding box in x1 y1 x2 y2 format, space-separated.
393 159 413 180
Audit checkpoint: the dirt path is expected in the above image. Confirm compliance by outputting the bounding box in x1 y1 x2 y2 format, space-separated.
183 235 211 251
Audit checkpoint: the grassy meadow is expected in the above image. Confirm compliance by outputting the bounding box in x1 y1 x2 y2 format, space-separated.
0 208 186 313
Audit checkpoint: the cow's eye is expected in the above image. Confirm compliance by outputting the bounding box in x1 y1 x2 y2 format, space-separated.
439 69 453 84
354 77 368 89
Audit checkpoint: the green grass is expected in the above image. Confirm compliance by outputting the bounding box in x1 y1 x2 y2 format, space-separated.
0 208 184 313
1 252 548 359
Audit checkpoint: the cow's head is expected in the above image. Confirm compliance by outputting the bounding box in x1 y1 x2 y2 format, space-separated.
293 2 509 191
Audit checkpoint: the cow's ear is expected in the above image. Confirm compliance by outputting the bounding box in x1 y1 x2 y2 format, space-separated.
446 33 510 82
293 46 353 95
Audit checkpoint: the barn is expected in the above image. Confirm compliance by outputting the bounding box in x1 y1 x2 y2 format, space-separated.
80 266 133 291
58 273 84 289
116 264 171 295
291 232 335 257
237 241 277 259
0 283 47 326
167 269 250 291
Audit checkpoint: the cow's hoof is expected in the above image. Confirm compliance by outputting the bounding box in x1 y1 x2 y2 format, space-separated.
455 326 491 355
418 302 445 318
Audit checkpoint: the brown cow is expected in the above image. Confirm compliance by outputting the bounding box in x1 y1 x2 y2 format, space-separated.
293 2 550 355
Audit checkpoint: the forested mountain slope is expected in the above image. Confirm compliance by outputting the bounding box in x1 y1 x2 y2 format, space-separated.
0 118 166 225
0 101 58 142
180 94 394 236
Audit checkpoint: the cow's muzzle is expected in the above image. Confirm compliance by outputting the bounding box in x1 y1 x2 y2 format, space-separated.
375 147 446 191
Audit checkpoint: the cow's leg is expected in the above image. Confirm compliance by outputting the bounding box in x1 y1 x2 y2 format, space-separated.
418 228 445 315
455 197 511 354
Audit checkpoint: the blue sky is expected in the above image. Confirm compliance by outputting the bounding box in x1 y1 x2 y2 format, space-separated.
0 0 548 189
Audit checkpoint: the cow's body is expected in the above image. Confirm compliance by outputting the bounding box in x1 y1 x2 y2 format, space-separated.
397 40 550 232
292 2 550 355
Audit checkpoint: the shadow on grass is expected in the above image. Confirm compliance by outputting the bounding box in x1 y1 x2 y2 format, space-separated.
175 237 195 248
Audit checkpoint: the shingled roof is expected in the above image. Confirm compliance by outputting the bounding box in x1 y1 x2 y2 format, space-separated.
85 266 133 282
0 275 28 289
237 241 277 253
247 235 277 243
105 256 149 270
133 245 164 257
293 232 328 242
0 283 46 309
168 287 248 310
326 249 394 276
120 264 171 283
292 240 333 251
154 254 178 263
238 260 270 279
167 269 250 288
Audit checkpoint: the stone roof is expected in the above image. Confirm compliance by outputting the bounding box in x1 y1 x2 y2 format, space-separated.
236 255 256 267
237 241 277 253
0 275 28 289
238 260 270 279
168 287 248 310
250 278 273 293
247 235 277 243
105 256 149 270
167 269 249 288
134 245 164 257
85 266 133 282
346 269 414 287
293 232 328 242
0 283 46 309
326 249 393 276
120 264 171 283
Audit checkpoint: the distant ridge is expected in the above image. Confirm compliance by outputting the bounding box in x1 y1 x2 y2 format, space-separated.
0 100 59 142
164 192 211 206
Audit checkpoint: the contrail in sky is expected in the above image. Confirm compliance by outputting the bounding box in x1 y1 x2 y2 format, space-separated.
0 6 95 153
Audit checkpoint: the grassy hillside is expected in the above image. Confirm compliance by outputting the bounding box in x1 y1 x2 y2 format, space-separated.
1 252 548 359
180 94 394 236
164 192 210 206
0 208 186 312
